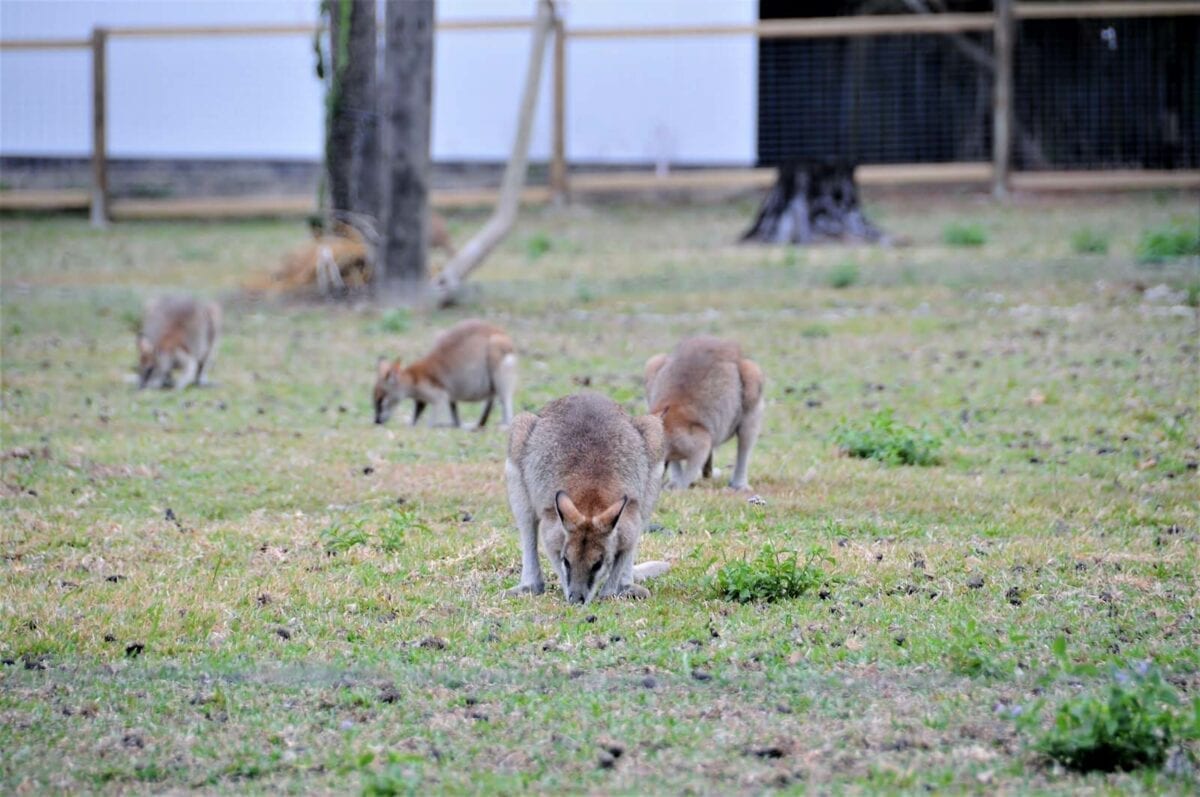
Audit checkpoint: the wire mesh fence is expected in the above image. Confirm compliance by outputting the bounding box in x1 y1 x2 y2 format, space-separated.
758 11 1198 171
758 33 996 166
1014 15 1199 170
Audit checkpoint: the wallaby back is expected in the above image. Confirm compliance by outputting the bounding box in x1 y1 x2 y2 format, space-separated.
141 296 218 361
418 319 511 402
511 392 663 520
647 336 747 450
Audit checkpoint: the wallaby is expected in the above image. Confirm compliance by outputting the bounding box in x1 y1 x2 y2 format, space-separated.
374 319 517 429
644 336 765 491
136 295 221 390
504 392 670 605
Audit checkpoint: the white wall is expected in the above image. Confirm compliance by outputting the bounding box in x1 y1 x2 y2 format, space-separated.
0 0 756 165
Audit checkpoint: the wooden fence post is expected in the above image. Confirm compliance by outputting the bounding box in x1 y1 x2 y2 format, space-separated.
992 0 1014 198
550 11 568 202
90 27 110 228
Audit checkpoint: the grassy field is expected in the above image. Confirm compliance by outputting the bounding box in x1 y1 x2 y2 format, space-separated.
2 191 1198 794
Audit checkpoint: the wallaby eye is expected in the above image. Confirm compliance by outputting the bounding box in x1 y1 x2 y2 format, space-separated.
562 558 571 575
589 561 602 576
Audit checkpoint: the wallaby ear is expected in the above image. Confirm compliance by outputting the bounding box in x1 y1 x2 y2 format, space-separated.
594 495 629 533
555 491 586 532
376 357 393 380
137 336 153 356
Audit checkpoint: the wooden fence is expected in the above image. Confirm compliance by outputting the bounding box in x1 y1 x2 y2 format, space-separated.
1 1 1198 225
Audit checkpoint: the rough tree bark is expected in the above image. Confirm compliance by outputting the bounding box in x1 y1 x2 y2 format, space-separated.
341 0 379 218
327 0 378 219
378 0 434 299
741 162 886 245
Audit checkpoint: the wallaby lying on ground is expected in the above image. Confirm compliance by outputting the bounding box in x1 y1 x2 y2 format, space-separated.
256 213 454 294
373 319 516 429
136 295 221 390
644 336 765 491
504 392 670 605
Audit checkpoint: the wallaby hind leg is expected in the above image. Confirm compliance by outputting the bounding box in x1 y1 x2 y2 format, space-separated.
730 396 764 491
504 463 544 596
492 351 518 426
195 347 216 386
476 398 494 429
667 430 711 490
731 358 765 491
175 354 199 391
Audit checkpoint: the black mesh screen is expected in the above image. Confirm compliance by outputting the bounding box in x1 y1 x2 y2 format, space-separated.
758 33 993 165
1013 16 1200 170
757 2 1200 170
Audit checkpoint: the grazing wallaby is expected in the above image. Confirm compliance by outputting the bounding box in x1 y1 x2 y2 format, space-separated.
644 336 765 491
136 295 221 390
504 392 670 605
373 319 517 429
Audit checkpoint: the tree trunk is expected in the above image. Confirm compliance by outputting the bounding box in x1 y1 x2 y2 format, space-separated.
378 0 434 299
325 1 349 215
741 162 886 245
345 0 378 218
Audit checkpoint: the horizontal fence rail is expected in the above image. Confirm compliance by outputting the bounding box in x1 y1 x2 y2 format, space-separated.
9 3 1198 49
1 2 1198 222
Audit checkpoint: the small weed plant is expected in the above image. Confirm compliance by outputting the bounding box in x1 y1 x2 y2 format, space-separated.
833 409 943 466
360 752 424 796
378 510 431 553
828 261 859 289
800 324 831 339
320 521 370 554
714 544 829 603
942 223 987 247
1070 228 1109 255
945 619 1011 678
524 233 552 261
376 309 410 334
1019 638 1200 772
1136 222 1200 263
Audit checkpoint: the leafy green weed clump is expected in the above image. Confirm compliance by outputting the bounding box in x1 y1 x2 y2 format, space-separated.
376 309 411 334
828 261 859 289
1030 656 1199 772
714 544 829 603
833 409 943 466
321 510 430 555
942 222 987 247
1136 222 1199 264
524 232 552 261
320 520 370 554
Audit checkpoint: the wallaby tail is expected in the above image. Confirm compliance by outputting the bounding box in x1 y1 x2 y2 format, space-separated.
632 560 670 582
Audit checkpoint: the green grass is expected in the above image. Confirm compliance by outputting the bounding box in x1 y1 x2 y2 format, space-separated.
828 260 859 289
1136 222 1200 263
524 231 553 261
375 308 411 334
2 192 1199 793
1070 227 1110 255
942 222 988 247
